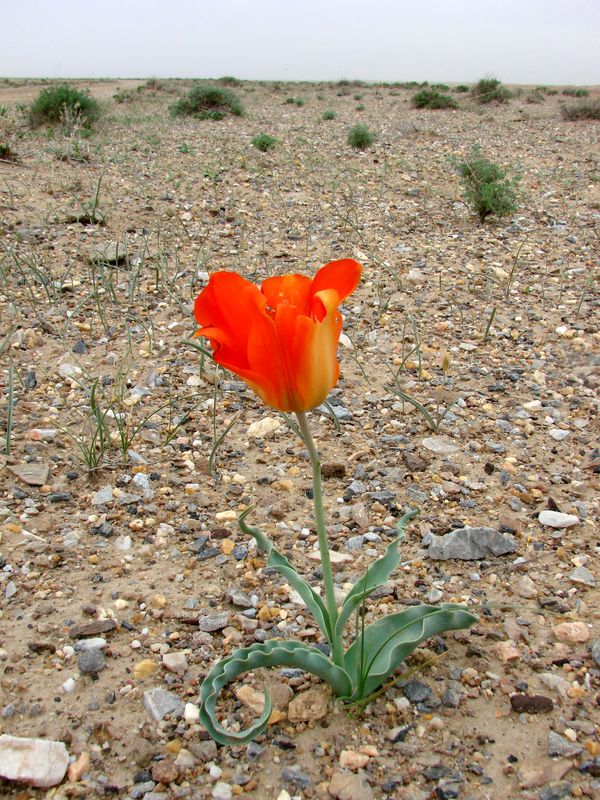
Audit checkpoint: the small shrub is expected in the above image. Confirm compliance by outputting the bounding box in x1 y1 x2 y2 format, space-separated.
431 83 450 91
218 76 242 87
562 87 589 97
0 142 18 161
353 93 363 100
454 84 470 93
0 105 7 117
113 88 135 104
322 109 336 120
471 78 510 104
171 84 243 119
356 103 365 111
561 100 600 121
348 124 375 149
285 97 304 106
454 146 519 223
29 84 100 127
526 89 546 104
412 89 458 109
251 133 277 152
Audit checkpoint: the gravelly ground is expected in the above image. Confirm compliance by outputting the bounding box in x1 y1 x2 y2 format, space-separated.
0 78 599 800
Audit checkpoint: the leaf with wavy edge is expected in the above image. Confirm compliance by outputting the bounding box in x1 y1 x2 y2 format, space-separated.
344 604 478 700
238 508 333 643
334 509 418 641
199 639 353 745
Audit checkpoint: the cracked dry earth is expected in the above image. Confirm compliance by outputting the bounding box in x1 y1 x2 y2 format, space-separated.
0 78 598 800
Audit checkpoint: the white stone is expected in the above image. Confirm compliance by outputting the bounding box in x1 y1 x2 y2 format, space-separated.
549 429 569 441
212 782 232 800
0 734 69 788
184 702 200 723
162 652 188 674
538 511 580 529
246 416 282 438
422 436 460 455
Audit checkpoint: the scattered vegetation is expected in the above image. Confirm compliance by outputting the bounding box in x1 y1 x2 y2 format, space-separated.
322 110 336 120
29 84 100 127
171 84 243 120
454 85 470 93
454 145 520 223
471 78 510 104
412 89 458 109
251 133 277 152
347 124 375 149
285 97 305 106
562 87 589 97
218 76 243 87
561 100 600 121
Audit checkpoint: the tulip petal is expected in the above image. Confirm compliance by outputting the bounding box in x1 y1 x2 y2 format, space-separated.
310 259 362 308
261 274 312 314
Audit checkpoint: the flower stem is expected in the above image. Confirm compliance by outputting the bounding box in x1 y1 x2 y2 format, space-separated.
295 411 344 666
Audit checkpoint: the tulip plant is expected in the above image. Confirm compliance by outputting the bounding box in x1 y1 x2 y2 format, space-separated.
193 259 477 744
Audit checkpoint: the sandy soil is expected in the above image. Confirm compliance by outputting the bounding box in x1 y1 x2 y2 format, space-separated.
0 78 598 800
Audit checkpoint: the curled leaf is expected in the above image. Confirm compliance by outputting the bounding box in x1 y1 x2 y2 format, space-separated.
344 603 478 700
199 639 352 745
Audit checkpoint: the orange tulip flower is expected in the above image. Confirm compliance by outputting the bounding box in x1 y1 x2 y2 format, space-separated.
194 259 362 412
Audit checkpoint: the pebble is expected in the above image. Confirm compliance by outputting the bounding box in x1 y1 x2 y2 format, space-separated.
77 648 106 674
198 611 229 631
328 771 374 800
212 782 232 800
553 621 590 644
568 566 595 587
0 734 69 788
514 575 538 598
402 679 432 704
591 640 600 667
549 429 570 441
538 511 580 528
281 765 312 789
426 527 517 560
422 436 460 455
246 417 281 438
548 731 583 757
162 652 188 674
74 637 107 652
509 693 553 714
143 688 184 721
339 749 370 770
287 687 329 722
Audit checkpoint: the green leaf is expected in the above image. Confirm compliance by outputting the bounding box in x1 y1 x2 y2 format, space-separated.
335 509 418 640
199 639 353 744
238 508 334 643
344 603 478 700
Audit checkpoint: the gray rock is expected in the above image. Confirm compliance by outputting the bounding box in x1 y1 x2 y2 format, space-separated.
592 640 600 667
131 781 156 799
427 527 517 560
402 679 432 704
539 783 573 800
282 765 311 789
8 462 50 486
91 485 114 506
143 688 184 721
77 648 106 674
227 589 253 608
88 241 129 266
568 566 595 587
548 731 582 757
198 611 229 632
345 535 365 551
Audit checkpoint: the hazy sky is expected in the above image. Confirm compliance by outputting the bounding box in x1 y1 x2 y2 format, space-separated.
2 0 598 85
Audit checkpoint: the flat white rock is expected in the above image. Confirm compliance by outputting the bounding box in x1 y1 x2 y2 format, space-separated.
422 436 459 455
0 734 69 788
538 511 579 528
246 417 281 438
